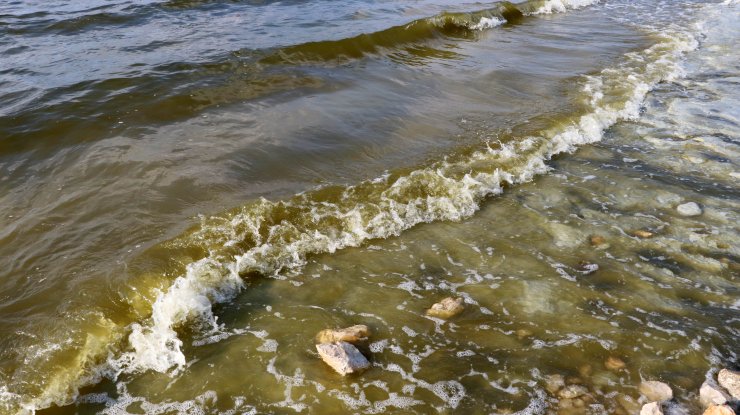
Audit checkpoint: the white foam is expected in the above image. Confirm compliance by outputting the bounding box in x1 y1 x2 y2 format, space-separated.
471 16 506 30
530 0 599 15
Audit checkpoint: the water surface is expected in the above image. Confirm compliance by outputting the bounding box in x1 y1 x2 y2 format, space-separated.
0 0 737 413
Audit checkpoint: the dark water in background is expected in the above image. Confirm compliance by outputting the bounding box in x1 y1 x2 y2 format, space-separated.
0 0 738 413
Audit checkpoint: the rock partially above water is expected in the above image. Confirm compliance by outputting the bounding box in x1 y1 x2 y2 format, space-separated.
701 381 731 408
702 405 735 415
677 202 702 216
640 402 663 415
718 369 740 400
316 325 370 344
639 380 673 402
426 297 464 319
316 341 370 376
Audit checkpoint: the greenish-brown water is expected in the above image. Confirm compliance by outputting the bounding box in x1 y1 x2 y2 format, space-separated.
0 0 738 413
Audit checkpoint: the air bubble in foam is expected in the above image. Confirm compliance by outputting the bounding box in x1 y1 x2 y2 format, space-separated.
431 380 466 409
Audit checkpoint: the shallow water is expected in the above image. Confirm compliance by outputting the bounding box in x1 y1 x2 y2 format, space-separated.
0 0 738 414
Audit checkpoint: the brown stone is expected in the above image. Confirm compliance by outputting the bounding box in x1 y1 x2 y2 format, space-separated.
426 297 464 319
605 356 626 371
316 325 370 344
632 230 654 239
590 235 606 246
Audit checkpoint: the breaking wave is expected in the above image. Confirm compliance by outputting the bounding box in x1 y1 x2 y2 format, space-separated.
2 0 716 413
119 21 697 379
261 0 599 64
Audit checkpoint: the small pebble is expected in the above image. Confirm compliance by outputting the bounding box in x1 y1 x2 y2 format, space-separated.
590 235 606 246
605 356 626 371
426 297 464 319
632 230 654 238
558 384 588 399
676 202 702 216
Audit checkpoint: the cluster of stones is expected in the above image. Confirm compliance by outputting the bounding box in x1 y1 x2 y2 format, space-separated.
315 297 464 375
542 355 739 415
639 369 739 415
315 325 371 375
544 373 596 413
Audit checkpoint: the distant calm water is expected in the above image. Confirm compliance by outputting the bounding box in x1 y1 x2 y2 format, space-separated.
0 0 738 413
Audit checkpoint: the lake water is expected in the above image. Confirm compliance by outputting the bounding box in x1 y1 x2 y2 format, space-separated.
0 0 738 413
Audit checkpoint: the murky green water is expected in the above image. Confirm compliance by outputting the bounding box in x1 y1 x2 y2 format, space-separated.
0 0 737 413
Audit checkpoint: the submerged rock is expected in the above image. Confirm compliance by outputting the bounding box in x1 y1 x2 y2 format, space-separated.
547 222 586 248
316 325 370 344
605 356 626 371
589 235 607 247
426 297 464 319
558 385 589 400
579 364 593 378
545 374 565 395
631 230 655 239
617 394 642 414
676 202 702 216
701 381 731 408
702 405 735 415
640 402 663 415
316 341 370 375
558 397 590 414
718 369 740 400
639 381 673 402
516 328 533 339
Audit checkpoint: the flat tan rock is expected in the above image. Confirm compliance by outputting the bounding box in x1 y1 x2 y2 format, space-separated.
639 380 673 402
702 405 735 415
640 402 663 415
315 325 370 344
718 368 740 400
426 297 464 319
316 341 370 376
